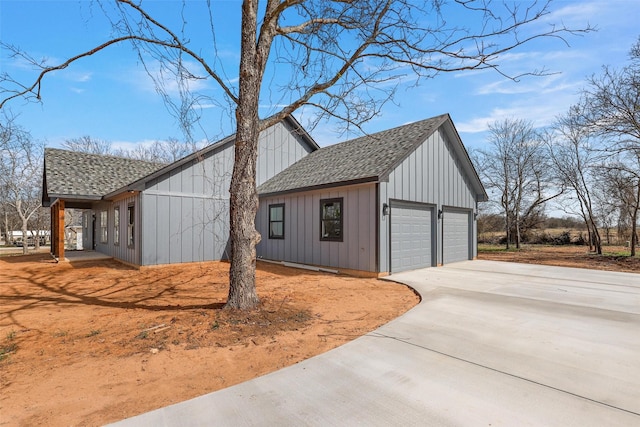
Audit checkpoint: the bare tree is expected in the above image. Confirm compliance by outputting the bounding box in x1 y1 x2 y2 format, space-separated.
598 161 640 254
581 37 640 255
0 112 44 254
547 106 602 253
31 207 51 250
124 137 198 163
477 118 562 249
1 203 19 246
62 136 114 155
1 0 590 308
62 134 195 164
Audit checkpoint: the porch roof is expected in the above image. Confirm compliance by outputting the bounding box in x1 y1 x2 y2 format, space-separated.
42 148 165 207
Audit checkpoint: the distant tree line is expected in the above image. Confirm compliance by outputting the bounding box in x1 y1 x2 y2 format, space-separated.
475 37 640 256
0 115 198 252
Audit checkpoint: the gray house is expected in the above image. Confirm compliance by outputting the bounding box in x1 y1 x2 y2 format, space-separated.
256 114 487 275
43 113 486 275
43 116 318 265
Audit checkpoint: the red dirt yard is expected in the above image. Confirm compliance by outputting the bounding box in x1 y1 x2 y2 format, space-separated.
478 244 640 273
0 254 418 426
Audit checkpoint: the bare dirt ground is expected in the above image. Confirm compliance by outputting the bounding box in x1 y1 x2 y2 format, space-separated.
478 244 640 273
0 254 418 426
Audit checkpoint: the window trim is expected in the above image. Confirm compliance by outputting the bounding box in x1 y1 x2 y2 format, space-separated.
127 203 135 248
113 206 120 246
319 197 343 242
268 203 285 240
99 210 108 244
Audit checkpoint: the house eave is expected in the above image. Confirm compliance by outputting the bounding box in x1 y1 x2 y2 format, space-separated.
258 176 379 198
43 194 102 208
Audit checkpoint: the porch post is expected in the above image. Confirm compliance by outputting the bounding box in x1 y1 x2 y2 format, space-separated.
57 200 65 259
51 200 65 259
50 204 57 256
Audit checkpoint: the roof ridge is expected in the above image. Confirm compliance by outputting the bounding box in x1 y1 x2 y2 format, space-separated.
258 114 450 196
322 113 449 149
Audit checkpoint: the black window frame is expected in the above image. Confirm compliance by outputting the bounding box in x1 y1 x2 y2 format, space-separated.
320 198 343 242
127 203 135 248
113 206 120 246
99 210 108 244
268 203 285 239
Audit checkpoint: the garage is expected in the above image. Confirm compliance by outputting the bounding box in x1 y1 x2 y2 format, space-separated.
443 208 471 264
390 201 435 273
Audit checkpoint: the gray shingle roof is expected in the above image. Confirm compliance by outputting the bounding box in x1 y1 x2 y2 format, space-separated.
257 114 449 195
43 148 166 200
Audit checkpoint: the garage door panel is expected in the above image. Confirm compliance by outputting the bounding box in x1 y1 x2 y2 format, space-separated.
443 209 470 264
391 202 434 273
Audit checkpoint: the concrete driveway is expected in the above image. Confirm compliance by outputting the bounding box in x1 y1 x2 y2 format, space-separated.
110 261 640 426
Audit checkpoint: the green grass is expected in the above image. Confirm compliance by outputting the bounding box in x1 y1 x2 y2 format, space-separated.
478 244 520 253
602 249 637 257
0 343 17 361
1 331 17 361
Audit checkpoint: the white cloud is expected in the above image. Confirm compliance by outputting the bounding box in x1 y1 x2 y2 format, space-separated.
72 72 92 83
475 73 581 96
457 90 579 134
110 139 158 152
541 1 603 27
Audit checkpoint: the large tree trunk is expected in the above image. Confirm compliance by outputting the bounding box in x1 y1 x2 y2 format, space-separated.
514 208 521 249
3 211 10 246
21 220 28 254
588 217 602 255
227 114 261 309
225 0 275 310
631 183 640 257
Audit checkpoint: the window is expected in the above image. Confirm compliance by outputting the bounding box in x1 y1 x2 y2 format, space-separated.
100 210 108 243
320 198 343 241
269 204 285 239
127 204 135 247
113 207 120 245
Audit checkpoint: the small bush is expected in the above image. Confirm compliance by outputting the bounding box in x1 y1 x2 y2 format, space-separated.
0 343 17 361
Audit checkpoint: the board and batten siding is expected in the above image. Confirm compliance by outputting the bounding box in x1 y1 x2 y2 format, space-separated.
256 120 315 185
140 120 313 266
91 193 141 265
257 184 377 273
379 127 478 271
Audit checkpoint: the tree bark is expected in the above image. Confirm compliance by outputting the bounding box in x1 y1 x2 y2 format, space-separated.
631 182 640 257
17 200 28 254
3 211 9 246
226 0 276 309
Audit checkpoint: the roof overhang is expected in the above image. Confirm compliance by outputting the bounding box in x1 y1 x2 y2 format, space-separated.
258 176 378 198
44 195 101 209
441 117 489 202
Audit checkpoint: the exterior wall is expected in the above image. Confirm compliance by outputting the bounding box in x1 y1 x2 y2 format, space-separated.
256 184 377 272
379 127 478 271
82 210 93 250
140 121 313 266
256 120 315 185
91 193 141 265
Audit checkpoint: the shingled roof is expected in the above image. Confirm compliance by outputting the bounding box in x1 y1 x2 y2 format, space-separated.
43 148 165 205
258 114 451 196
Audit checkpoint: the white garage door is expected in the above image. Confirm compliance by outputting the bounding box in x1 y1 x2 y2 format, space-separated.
443 208 471 264
390 201 434 273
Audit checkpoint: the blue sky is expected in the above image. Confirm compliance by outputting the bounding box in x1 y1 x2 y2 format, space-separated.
1 0 639 152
